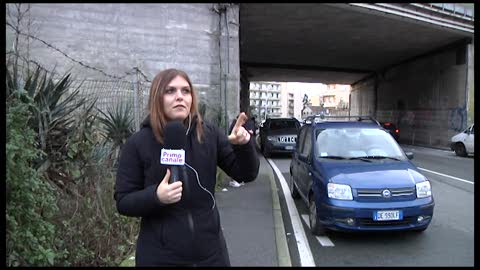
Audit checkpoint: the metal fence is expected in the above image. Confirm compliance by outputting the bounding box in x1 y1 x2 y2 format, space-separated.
72 79 151 132
9 57 155 132
9 56 233 135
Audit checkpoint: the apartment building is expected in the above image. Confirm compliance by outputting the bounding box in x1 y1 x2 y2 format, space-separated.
302 84 351 118
250 81 351 121
249 81 282 120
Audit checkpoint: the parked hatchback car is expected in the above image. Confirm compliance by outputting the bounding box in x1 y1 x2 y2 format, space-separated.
259 117 300 157
450 124 474 157
289 115 434 235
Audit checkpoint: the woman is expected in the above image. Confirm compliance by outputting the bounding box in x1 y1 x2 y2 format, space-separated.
114 68 259 266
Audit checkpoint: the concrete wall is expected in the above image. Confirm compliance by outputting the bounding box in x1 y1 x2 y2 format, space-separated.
351 42 473 149
350 79 375 117
218 4 241 130
466 43 475 126
6 3 241 130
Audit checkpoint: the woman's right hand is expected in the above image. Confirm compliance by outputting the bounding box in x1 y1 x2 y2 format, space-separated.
228 112 251 145
156 169 183 204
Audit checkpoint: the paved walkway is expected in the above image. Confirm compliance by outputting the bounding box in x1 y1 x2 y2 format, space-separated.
216 153 291 266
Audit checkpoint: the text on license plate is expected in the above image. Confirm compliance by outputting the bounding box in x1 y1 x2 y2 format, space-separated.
373 210 403 221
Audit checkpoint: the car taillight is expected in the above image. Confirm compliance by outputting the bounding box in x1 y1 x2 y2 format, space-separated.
395 129 399 133
384 122 391 126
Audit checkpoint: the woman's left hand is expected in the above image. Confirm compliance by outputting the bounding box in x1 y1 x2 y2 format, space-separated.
228 112 251 145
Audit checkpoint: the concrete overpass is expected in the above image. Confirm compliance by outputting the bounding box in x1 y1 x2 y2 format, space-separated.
8 3 474 149
238 3 474 149
239 3 474 84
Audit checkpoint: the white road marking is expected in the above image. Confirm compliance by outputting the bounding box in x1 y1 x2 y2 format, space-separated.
301 215 335 247
418 167 474 185
267 158 316 266
401 145 453 154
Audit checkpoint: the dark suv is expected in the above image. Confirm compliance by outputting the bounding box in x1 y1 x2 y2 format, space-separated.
380 121 400 141
289 115 434 235
259 117 300 157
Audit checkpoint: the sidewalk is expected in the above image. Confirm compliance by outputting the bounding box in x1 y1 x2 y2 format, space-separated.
215 151 291 266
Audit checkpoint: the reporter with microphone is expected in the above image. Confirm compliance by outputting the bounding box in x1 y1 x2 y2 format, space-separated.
114 68 259 266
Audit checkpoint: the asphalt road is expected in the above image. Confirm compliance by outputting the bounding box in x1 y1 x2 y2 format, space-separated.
269 145 474 267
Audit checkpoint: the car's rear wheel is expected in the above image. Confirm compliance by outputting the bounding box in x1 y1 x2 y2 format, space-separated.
454 143 467 157
289 174 300 199
309 194 325 235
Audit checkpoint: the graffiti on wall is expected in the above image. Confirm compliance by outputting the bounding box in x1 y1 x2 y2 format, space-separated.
448 106 467 132
399 111 416 126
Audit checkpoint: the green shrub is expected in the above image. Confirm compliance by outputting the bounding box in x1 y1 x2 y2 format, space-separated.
53 168 139 266
6 92 66 266
97 101 135 166
215 167 228 192
6 63 139 266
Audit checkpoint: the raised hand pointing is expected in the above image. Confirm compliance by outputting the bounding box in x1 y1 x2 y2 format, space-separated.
227 112 251 145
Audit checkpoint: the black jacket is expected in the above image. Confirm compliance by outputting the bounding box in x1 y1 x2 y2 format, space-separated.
114 115 259 266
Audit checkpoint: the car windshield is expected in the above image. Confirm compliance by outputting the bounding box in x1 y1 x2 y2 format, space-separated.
269 120 298 131
315 127 406 160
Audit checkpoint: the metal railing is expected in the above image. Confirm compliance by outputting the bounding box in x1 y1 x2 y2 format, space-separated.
350 3 474 34
304 114 380 125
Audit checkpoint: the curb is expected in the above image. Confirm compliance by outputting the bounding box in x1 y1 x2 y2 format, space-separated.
261 155 292 266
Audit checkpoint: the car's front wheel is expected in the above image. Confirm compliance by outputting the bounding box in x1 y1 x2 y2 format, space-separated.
309 194 325 235
289 174 300 199
454 143 467 157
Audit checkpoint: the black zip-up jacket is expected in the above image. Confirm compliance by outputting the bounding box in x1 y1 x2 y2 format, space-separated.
114 116 259 266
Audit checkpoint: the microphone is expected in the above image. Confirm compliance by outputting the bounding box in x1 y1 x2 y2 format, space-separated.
161 121 187 184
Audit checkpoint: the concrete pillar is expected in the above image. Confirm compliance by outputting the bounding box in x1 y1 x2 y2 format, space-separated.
466 42 474 125
217 3 240 134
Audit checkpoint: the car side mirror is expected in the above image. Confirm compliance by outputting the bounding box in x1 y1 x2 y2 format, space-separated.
405 152 414 160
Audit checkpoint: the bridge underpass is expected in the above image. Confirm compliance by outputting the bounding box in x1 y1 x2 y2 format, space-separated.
7 3 474 148
238 3 474 149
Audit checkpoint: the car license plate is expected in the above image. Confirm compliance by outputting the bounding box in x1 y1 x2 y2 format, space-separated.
285 146 293 150
373 210 402 221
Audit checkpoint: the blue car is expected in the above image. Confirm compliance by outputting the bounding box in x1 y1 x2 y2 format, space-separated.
289 115 434 235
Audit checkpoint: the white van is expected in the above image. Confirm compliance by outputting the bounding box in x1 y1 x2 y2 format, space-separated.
450 124 474 157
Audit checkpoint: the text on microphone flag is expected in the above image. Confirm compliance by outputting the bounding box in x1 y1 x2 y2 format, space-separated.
160 149 185 165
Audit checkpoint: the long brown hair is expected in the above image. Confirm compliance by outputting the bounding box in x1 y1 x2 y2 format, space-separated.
148 68 203 144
